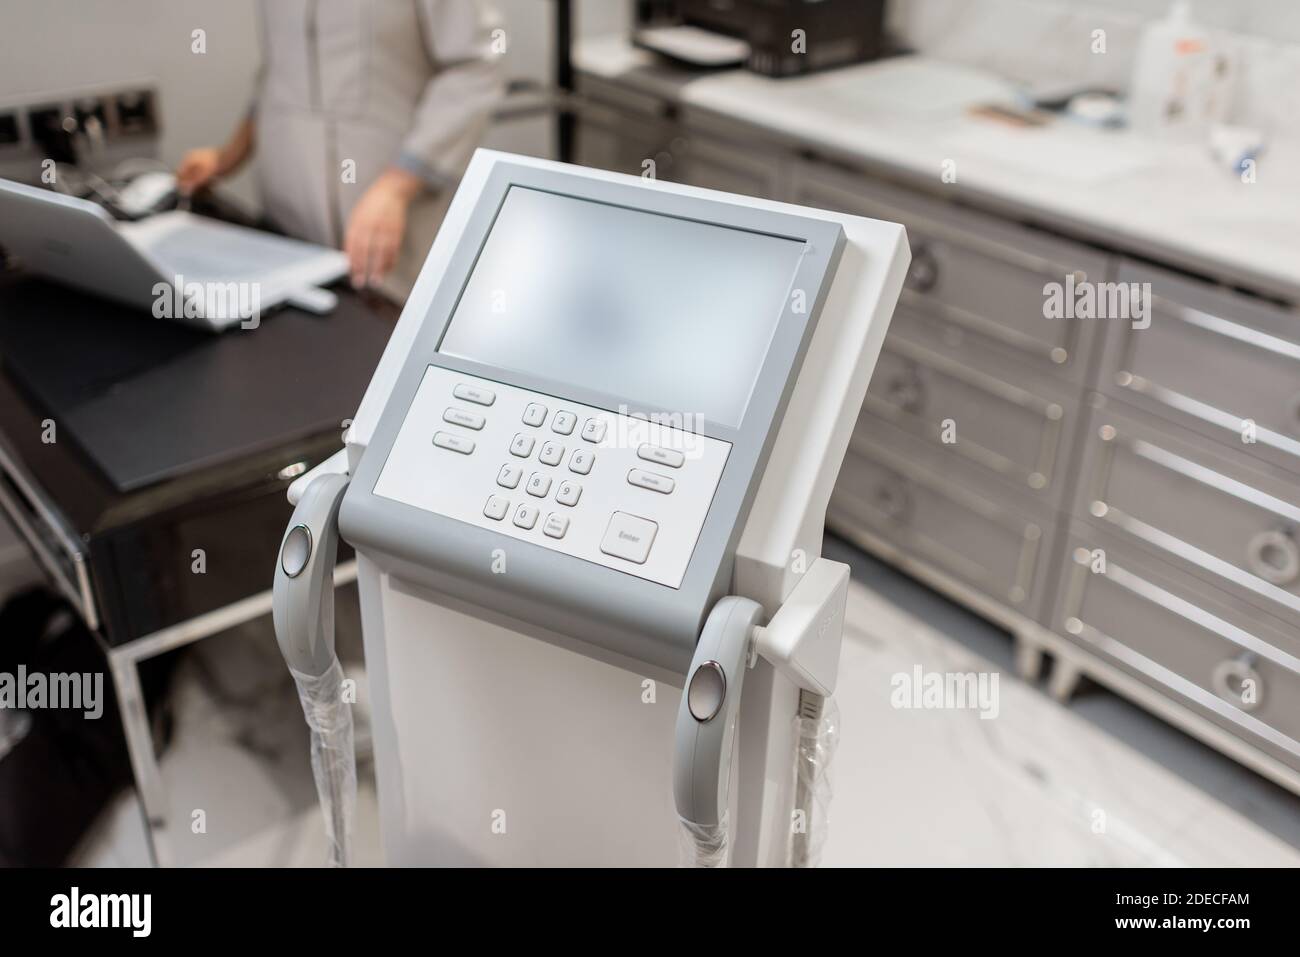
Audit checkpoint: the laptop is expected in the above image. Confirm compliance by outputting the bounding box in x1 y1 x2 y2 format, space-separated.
0 177 348 331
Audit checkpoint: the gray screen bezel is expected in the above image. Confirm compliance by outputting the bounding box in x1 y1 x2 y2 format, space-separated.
345 161 844 671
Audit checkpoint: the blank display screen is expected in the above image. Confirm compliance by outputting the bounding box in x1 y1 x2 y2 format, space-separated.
437 186 807 428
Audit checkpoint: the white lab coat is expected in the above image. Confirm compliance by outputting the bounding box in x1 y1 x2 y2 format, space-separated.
251 0 503 300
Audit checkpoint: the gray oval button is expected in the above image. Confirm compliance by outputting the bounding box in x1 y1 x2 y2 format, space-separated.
687 660 726 722
281 524 312 578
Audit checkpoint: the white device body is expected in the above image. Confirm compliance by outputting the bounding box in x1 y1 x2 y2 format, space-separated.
297 150 908 865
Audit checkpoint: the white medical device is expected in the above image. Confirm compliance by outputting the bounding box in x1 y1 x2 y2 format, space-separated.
272 150 908 866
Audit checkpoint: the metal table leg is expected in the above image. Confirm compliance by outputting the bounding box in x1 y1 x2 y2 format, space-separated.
107 650 173 868
105 560 358 867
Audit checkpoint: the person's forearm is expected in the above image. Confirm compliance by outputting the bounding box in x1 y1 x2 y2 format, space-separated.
374 166 426 203
217 116 256 176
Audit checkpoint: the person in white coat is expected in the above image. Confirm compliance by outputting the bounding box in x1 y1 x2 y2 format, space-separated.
176 0 503 301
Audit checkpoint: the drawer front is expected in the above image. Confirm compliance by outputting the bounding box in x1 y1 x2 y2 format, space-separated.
1054 526 1300 770
574 101 681 181
863 338 1072 502
677 131 787 200
1101 261 1300 475
829 423 1052 618
791 163 1107 382
1077 398 1300 627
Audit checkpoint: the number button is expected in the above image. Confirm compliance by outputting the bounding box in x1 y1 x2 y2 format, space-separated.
510 433 535 458
483 495 509 520
512 504 539 529
569 449 594 475
526 472 552 497
539 441 565 466
556 480 582 507
522 403 547 427
580 418 607 443
552 411 577 435
497 464 523 489
443 407 485 430
543 513 569 539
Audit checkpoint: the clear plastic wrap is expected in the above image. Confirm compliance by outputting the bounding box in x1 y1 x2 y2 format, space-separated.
790 694 840 868
290 660 356 868
678 812 729 868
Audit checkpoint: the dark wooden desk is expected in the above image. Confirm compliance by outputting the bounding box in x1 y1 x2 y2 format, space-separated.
0 272 395 865
0 273 395 645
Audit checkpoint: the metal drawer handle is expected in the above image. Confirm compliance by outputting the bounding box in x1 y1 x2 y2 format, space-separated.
872 478 911 522
883 369 924 413
1245 528 1300 585
906 243 939 293
1211 654 1263 712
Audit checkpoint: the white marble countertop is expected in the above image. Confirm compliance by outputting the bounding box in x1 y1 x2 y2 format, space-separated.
575 37 1300 301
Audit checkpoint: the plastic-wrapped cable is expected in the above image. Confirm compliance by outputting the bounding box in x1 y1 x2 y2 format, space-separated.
290 659 356 868
790 691 840 868
678 812 728 868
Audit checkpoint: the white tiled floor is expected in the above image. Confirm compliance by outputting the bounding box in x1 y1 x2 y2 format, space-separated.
821 578 1299 866
72 545 1300 867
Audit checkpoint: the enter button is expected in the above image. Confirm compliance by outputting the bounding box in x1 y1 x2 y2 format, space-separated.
600 512 658 565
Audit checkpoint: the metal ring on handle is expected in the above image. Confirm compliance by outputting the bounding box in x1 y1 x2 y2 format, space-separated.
906 243 939 293
1244 528 1300 585
1211 655 1264 712
884 371 924 413
873 478 910 522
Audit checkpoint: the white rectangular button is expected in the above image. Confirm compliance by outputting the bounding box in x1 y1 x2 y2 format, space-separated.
552 411 577 435
497 463 522 488
555 479 582 506
522 403 547 427
444 407 485 430
581 418 607 443
628 468 675 494
637 444 684 468
483 495 509 520
512 504 539 529
454 383 495 406
510 433 535 457
543 513 569 539
600 512 657 564
526 472 552 497
433 431 474 454
569 449 594 475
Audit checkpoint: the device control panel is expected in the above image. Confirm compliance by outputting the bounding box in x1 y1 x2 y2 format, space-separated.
372 366 732 589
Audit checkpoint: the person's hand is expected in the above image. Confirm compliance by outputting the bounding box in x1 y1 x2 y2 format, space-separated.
175 147 223 196
344 168 423 288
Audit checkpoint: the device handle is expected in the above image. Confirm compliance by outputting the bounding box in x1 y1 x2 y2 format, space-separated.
273 473 350 677
673 596 763 865
272 472 355 867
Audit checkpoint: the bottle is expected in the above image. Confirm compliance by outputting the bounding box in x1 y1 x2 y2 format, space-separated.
1129 1 1235 138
